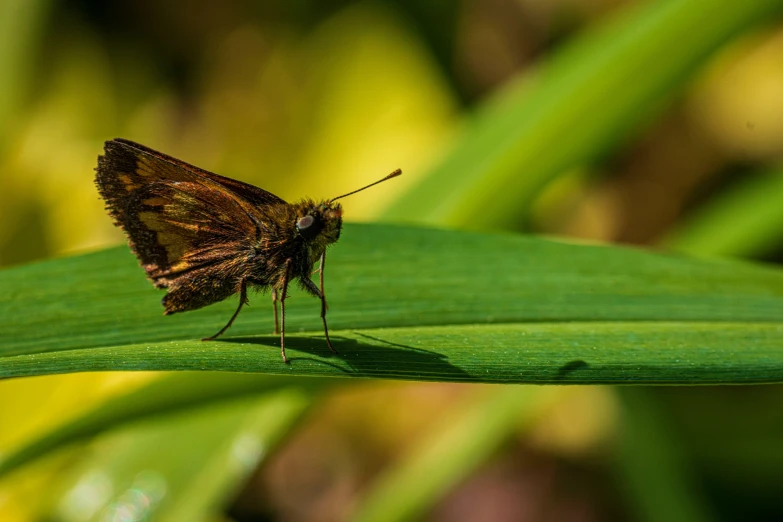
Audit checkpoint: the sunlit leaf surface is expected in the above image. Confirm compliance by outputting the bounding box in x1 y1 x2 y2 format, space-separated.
2 224 781 384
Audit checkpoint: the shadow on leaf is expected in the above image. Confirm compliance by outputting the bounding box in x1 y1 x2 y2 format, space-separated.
223 332 471 381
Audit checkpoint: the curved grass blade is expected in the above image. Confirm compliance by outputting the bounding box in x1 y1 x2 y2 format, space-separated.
0 372 335 478
39 389 311 521
349 386 563 522
381 0 783 230
616 388 718 522
663 166 783 258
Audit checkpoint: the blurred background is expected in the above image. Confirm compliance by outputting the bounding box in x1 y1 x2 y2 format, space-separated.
1 0 783 520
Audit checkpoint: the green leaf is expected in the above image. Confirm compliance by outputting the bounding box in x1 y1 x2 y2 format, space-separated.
0 373 335 478
663 166 783 258
2 224 782 383
349 386 563 522
40 389 311 522
381 0 783 230
616 388 717 522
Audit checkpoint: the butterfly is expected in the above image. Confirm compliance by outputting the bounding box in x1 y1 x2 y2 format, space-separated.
95 138 400 362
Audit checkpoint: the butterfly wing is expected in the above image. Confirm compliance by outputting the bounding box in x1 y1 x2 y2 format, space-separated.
95 139 281 313
109 138 287 207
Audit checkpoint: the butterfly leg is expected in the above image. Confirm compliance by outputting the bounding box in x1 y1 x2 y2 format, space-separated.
301 254 339 355
202 279 248 341
272 289 280 335
279 258 293 363
318 252 338 355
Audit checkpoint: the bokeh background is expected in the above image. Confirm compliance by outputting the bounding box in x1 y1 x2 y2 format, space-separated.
1 0 783 520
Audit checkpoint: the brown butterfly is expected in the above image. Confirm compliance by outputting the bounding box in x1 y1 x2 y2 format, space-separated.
95 138 401 362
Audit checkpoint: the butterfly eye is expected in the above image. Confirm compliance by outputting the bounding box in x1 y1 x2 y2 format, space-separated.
296 214 324 240
296 215 315 232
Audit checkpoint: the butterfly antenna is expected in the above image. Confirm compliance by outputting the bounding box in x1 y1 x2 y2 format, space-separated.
331 169 402 202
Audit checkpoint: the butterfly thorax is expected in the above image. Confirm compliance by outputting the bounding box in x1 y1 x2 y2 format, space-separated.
249 199 342 288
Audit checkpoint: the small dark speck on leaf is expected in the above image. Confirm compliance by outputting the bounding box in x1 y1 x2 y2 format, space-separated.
557 359 589 379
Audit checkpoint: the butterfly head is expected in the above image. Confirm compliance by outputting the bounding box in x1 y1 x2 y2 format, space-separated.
295 200 343 245
293 169 401 248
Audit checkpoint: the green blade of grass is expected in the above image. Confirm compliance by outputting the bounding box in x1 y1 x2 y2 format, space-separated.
1 321 780 383
1 224 782 382
38 389 311 521
616 388 717 522
381 0 783 230
662 166 783 258
349 386 562 522
0 372 335 478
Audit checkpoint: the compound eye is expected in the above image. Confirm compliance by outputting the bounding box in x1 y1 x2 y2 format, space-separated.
296 215 315 231
296 214 324 239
